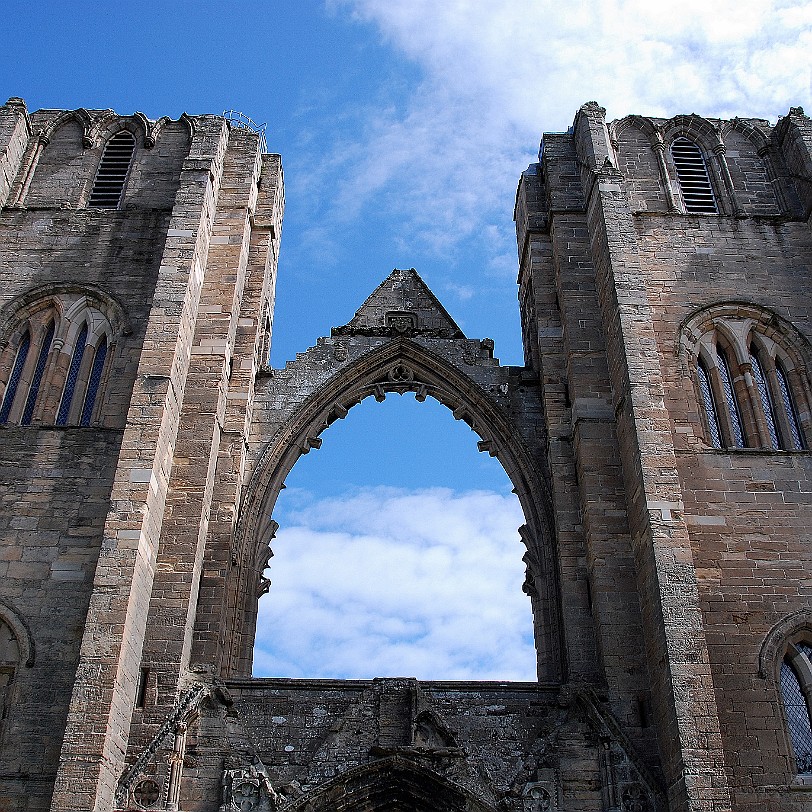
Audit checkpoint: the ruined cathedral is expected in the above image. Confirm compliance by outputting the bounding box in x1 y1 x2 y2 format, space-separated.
0 94 810 812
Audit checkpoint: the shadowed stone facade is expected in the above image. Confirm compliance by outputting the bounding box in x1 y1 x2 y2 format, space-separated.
0 96 810 812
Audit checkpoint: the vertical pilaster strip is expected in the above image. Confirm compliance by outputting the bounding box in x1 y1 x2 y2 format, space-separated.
193 154 283 676
0 98 32 208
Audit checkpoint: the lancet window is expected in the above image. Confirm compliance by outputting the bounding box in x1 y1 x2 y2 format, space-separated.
685 309 810 451
88 130 136 208
670 137 718 214
0 295 115 427
781 642 812 775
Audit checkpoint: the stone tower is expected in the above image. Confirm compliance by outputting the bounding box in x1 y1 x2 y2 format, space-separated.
0 96 810 812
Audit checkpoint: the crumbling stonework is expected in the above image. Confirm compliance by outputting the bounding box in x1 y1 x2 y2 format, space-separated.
0 96 810 812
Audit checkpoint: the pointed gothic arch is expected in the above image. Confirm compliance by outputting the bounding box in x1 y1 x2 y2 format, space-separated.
284 755 499 812
226 270 561 682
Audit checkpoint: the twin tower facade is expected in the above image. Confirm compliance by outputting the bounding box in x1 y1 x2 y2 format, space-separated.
0 96 810 812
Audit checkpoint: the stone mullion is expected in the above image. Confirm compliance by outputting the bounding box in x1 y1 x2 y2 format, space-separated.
49 119 230 812
652 136 680 214
732 363 763 448
35 339 69 423
575 105 732 812
711 143 744 217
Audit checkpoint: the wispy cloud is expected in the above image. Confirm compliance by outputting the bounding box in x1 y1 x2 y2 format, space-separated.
310 0 810 272
254 487 536 681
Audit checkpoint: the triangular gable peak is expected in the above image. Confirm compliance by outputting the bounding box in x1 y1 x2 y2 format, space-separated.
332 268 465 339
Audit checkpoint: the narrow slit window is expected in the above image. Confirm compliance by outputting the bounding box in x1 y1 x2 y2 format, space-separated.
21 321 55 425
671 137 718 214
776 363 805 450
80 335 107 426
0 331 30 424
56 323 87 426
716 349 745 447
89 131 135 209
750 348 780 449
135 667 150 709
697 360 722 448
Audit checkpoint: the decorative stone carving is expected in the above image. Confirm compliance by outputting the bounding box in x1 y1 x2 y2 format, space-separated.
621 783 650 812
522 783 552 812
385 311 417 335
332 343 348 362
221 763 277 812
412 710 457 749
133 779 161 809
387 363 413 383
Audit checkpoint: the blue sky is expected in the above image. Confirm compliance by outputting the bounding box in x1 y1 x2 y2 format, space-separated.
4 0 810 679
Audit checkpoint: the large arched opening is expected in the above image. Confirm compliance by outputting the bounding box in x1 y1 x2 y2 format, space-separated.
252 392 536 680
230 336 561 682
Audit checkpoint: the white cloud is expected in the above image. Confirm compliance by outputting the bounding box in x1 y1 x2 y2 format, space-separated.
312 0 810 277
253 487 536 681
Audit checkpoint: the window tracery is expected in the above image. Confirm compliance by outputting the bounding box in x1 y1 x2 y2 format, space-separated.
681 305 810 450
781 642 812 775
0 293 115 427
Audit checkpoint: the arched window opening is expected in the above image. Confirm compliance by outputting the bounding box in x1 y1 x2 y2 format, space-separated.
0 619 21 747
89 130 136 209
253 394 536 682
717 347 746 448
0 331 30 425
80 335 107 426
671 137 718 214
21 320 55 426
56 323 88 425
0 294 117 428
781 643 812 774
776 363 805 450
750 346 780 449
697 359 722 448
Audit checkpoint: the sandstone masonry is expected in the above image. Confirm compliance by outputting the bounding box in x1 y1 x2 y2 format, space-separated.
0 97 810 812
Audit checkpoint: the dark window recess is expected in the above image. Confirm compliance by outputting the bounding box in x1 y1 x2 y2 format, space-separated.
0 331 30 424
21 321 55 425
697 360 722 449
781 655 812 773
135 667 150 708
89 131 136 208
57 324 87 426
777 364 805 450
80 336 107 426
671 138 718 214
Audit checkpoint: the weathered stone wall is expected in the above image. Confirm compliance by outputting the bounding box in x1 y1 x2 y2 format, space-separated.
516 103 812 812
2 94 810 812
0 100 184 811
0 99 283 812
